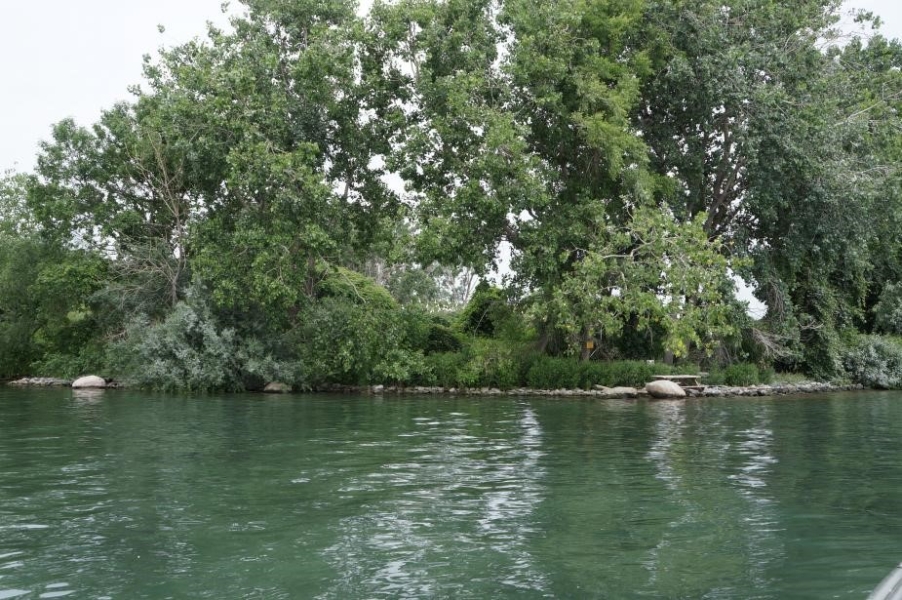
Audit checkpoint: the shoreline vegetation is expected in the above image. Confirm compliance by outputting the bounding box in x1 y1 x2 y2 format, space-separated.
4 1 902 393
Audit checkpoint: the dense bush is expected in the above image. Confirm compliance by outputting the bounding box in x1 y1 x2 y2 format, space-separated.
0 320 39 380
317 266 398 310
0 237 107 380
424 319 464 354
421 352 470 388
450 340 532 390
526 356 581 390
722 363 760 386
110 297 301 392
416 341 535 389
456 282 512 337
704 363 773 386
297 297 427 386
874 283 902 335
842 336 902 389
524 358 676 390
36 343 107 380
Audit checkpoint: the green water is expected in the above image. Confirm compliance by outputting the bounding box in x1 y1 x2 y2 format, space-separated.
0 389 900 599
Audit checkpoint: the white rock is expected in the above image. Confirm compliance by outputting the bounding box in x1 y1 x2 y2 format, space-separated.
646 380 687 399
608 386 639 398
263 382 291 393
71 375 106 389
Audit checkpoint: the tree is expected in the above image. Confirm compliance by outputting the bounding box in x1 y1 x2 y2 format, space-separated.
0 172 107 378
374 0 737 357
634 1 902 374
142 0 402 326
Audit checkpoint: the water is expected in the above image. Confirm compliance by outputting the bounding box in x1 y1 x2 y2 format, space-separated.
0 388 900 599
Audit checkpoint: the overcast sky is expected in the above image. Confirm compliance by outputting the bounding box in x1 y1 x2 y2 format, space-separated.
1 0 901 173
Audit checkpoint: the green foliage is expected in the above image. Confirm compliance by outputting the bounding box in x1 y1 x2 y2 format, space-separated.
317 266 398 310
423 340 527 390
110 293 301 392
423 319 464 354
418 340 535 390
541 209 739 358
462 339 525 390
422 352 471 388
873 283 902 335
0 238 42 378
456 282 512 337
0 228 106 380
36 344 108 381
526 357 581 390
801 326 845 382
9 0 902 388
842 336 902 390
705 364 775 387
722 364 761 387
525 358 679 390
296 297 427 386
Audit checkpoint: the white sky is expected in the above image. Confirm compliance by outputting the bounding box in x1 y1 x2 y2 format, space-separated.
0 0 230 172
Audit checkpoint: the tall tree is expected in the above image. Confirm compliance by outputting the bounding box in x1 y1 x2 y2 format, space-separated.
376 0 738 356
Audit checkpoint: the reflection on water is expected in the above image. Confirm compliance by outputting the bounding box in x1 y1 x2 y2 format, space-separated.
318 406 547 598
1 389 901 598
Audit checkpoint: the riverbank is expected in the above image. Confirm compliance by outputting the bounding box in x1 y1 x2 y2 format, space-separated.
5 377 864 398
318 381 864 398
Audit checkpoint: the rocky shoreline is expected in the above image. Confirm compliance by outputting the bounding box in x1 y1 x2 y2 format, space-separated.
319 381 864 398
5 377 864 398
7 377 73 387
6 376 122 389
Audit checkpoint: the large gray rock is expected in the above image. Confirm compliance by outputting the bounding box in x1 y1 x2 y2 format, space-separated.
263 382 292 393
646 380 687 399
72 375 106 389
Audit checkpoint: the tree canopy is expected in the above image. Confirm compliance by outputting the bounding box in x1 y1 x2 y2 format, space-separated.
2 0 902 387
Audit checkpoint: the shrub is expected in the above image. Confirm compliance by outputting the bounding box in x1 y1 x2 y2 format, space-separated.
578 360 666 389
36 343 107 380
607 361 658 388
843 336 902 389
110 294 301 392
456 282 512 337
422 352 469 388
524 358 689 390
0 320 39 379
461 339 530 390
424 321 464 354
526 356 580 390
874 283 902 335
704 363 772 386
297 297 427 386
316 266 398 310
722 363 760 386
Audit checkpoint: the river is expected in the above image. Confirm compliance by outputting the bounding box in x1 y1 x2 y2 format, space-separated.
0 388 899 598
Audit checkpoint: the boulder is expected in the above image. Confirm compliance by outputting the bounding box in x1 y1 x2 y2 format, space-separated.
263 382 292 394
71 375 106 389
646 380 687 399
